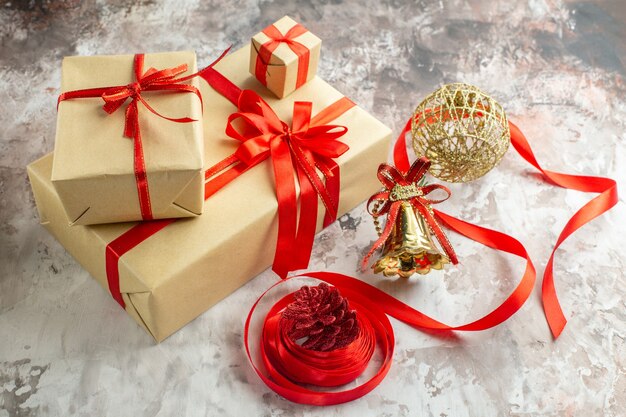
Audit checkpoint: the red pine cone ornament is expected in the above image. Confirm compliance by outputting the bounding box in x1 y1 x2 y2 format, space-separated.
281 283 359 351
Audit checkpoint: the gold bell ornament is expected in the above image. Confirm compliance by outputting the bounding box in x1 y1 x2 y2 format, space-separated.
361 157 458 277
373 201 449 278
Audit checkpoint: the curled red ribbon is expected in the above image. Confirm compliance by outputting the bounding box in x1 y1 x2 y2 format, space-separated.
262 296 378 385
255 23 310 89
393 116 618 338
246 274 393 406
508 123 618 338
57 52 224 220
361 157 458 271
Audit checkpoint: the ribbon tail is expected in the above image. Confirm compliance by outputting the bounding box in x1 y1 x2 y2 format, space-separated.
414 203 457 264
270 139 299 279
360 202 401 271
292 167 319 270
541 179 618 338
124 99 138 139
434 211 536 330
303 254 533 331
393 117 413 173
323 160 340 228
541 256 566 338
289 144 338 221
509 121 618 338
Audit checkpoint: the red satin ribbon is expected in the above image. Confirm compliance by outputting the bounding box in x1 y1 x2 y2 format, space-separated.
246 276 393 405
393 116 618 338
263 299 377 386
361 158 458 270
255 23 310 89
57 52 221 220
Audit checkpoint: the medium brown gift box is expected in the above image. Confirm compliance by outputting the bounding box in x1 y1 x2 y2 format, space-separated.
52 51 205 226
250 16 321 98
28 45 391 342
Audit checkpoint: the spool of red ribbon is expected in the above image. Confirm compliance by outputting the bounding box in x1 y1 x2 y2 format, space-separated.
245 275 394 406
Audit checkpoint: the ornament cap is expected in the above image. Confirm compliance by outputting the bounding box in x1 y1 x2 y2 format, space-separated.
389 183 423 201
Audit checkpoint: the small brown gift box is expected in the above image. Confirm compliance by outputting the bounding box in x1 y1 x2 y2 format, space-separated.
52 51 205 226
28 45 391 342
250 16 321 98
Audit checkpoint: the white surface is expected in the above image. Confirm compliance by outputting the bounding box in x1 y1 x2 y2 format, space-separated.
1 1 625 415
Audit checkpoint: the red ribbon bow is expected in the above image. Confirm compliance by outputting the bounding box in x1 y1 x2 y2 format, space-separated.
361 157 458 270
255 23 310 89
58 53 206 220
225 90 351 277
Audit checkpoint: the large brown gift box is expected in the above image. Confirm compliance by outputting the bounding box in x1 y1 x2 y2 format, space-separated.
52 51 205 225
28 45 392 342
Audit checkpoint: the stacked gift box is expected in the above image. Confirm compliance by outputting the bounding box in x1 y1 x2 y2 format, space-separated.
27 16 391 342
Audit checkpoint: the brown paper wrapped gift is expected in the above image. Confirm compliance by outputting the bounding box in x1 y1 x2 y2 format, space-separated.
28 45 391 342
52 51 204 226
250 16 321 98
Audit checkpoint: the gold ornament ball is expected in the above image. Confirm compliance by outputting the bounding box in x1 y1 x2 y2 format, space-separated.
411 83 510 183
